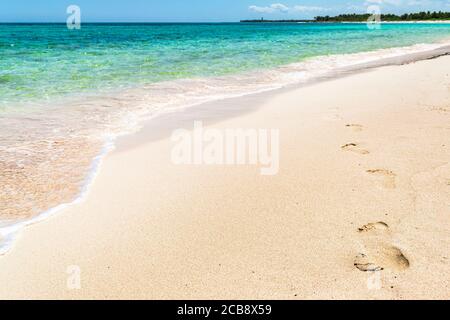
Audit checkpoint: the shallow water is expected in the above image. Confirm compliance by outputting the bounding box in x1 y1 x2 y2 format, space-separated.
2 23 450 109
0 22 450 247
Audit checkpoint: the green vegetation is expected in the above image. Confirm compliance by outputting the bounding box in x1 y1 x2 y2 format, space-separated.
241 11 450 23
315 11 450 22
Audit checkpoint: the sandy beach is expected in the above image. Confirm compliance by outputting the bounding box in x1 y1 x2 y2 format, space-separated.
0 54 449 300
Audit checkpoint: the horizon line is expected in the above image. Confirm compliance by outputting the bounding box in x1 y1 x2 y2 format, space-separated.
2 11 449 24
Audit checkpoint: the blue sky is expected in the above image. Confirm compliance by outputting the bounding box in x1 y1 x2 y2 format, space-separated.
1 0 449 22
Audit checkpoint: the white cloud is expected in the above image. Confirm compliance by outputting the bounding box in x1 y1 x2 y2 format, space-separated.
271 3 290 12
406 0 448 6
249 0 450 16
249 3 289 13
365 0 403 6
292 5 329 12
249 3 329 14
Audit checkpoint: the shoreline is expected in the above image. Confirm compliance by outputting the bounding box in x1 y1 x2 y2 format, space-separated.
0 53 448 298
241 20 450 24
0 140 114 255
342 20 450 24
1 39 450 256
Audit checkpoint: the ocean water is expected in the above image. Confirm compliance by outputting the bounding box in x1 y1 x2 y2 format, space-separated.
1 23 450 109
1 22 450 251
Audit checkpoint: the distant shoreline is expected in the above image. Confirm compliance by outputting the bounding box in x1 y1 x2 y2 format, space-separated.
241 11 450 23
240 20 450 24
1 20 449 24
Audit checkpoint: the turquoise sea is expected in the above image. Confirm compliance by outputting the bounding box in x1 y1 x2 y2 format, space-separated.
1 22 450 248
1 23 450 109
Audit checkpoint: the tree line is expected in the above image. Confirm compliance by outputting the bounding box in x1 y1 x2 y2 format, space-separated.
315 11 450 22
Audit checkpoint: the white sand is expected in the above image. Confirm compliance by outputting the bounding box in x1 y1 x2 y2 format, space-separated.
0 56 449 299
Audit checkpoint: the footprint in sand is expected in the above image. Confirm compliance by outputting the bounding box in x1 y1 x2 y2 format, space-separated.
354 246 410 272
367 169 397 189
354 222 410 272
429 106 450 113
346 124 364 132
358 221 389 233
341 143 370 155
